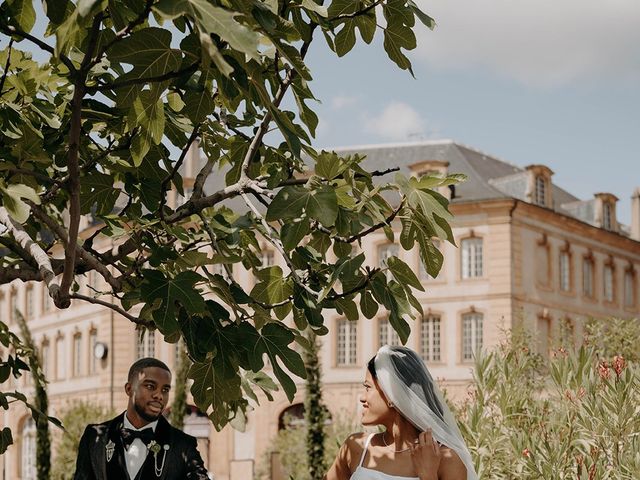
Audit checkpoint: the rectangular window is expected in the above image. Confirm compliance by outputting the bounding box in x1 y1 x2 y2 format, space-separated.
535 244 550 286
89 330 98 374
535 176 546 206
624 270 635 308
42 286 53 313
136 330 156 359
259 250 275 267
462 313 483 361
461 238 483 278
420 315 441 362
56 337 66 380
604 264 614 302
559 251 571 291
336 319 357 366
378 244 399 281
25 287 35 319
537 316 550 358
10 291 17 322
73 334 82 377
41 342 50 377
378 318 401 348
603 203 612 231
582 258 594 297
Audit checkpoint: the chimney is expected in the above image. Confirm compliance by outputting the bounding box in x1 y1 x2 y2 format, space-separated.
632 187 640 241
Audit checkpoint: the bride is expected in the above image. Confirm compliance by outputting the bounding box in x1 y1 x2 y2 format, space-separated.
324 345 477 480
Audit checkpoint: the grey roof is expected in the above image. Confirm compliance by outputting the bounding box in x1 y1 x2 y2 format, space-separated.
196 139 613 227
332 139 581 207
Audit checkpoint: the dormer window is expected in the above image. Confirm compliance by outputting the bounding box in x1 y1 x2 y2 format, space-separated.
408 160 451 199
525 165 554 208
603 202 612 230
594 193 618 232
535 175 546 206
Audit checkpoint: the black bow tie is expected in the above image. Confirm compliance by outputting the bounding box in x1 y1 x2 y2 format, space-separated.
120 427 155 449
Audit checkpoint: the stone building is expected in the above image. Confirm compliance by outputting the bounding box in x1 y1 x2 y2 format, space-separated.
1 140 639 479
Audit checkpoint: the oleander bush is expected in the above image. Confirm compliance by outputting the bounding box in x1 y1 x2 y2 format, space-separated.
458 320 640 479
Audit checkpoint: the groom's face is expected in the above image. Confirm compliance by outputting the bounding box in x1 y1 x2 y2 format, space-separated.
126 366 172 424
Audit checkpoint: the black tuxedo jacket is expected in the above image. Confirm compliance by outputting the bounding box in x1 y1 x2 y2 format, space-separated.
73 412 209 480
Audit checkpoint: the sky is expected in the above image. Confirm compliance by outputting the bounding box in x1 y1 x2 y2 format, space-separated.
304 0 640 225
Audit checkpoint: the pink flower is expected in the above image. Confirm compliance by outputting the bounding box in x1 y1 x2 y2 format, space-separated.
598 361 610 380
522 448 531 458
613 355 625 377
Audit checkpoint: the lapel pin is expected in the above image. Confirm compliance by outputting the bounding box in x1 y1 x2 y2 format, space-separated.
105 440 115 462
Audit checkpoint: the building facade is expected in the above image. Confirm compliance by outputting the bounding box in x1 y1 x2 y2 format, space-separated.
1 140 639 479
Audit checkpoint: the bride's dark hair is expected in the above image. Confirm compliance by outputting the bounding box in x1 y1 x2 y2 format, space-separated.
368 346 445 422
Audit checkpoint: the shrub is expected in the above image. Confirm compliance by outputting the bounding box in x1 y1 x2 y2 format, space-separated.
254 412 361 480
51 401 116 480
459 323 640 479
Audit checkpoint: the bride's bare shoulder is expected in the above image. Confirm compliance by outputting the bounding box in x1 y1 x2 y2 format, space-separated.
341 432 369 465
438 446 468 478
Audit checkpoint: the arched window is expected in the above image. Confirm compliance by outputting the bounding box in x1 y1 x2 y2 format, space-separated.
21 417 36 480
278 403 305 431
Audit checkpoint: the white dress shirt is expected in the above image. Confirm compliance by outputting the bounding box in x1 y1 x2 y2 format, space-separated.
123 414 158 479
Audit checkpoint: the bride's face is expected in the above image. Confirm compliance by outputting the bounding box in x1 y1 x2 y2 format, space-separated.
359 370 394 425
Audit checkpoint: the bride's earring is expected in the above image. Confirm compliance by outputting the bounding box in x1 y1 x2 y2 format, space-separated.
388 402 394 408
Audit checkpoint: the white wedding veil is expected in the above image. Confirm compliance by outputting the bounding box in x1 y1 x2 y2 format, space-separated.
374 345 477 480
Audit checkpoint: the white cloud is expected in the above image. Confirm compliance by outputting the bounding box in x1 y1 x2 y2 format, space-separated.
331 95 359 110
364 102 428 140
412 0 640 88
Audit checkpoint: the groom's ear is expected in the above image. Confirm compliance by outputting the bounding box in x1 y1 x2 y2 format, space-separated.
125 382 132 397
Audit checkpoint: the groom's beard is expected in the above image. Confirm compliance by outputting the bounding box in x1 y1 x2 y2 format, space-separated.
134 401 162 422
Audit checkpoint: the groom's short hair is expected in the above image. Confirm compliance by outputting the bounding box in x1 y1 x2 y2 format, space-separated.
128 357 171 383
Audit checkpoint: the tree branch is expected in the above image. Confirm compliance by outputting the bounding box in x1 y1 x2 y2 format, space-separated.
327 0 385 21
69 293 152 327
241 191 320 299
0 22 76 73
0 208 61 300
159 126 200 220
90 0 154 64
58 15 104 306
192 156 215 200
29 203 122 292
91 62 199 93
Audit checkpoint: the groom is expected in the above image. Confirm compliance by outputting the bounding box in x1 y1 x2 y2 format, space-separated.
73 357 209 479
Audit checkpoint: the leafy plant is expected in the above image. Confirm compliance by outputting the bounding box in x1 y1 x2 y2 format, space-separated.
304 332 327 480
0 0 458 435
51 401 116 480
458 323 640 479
15 309 51 480
255 411 361 480
0 320 61 454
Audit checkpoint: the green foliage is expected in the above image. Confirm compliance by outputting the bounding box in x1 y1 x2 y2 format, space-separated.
584 317 640 362
0 320 60 454
255 412 361 480
169 340 191 430
15 310 51 480
51 401 116 480
304 333 327 480
459 323 640 479
0 0 458 435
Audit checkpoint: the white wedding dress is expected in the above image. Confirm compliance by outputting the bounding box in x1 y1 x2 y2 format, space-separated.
349 433 419 480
